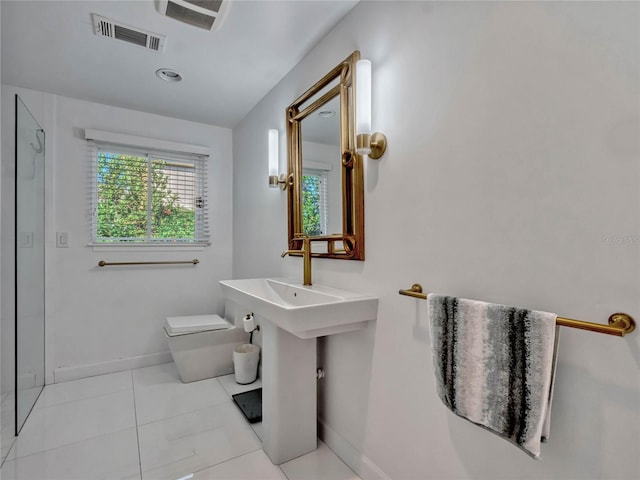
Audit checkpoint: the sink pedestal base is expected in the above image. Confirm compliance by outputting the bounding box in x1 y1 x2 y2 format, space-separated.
261 318 317 465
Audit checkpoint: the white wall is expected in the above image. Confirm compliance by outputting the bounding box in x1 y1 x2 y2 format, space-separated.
233 2 640 479
1 86 234 384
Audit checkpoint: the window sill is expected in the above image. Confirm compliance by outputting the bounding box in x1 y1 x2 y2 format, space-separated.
89 243 208 253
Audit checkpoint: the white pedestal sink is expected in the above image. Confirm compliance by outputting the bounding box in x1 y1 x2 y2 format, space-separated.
219 278 378 464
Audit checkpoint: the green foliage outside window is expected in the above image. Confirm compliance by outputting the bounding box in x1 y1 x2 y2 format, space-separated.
97 153 195 241
302 174 322 236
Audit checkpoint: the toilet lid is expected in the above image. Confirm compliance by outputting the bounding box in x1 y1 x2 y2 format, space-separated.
165 314 231 336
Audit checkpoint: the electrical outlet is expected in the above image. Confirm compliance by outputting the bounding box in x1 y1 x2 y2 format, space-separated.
56 232 69 248
19 232 33 248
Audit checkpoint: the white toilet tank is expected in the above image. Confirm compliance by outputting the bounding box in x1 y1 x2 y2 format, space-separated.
164 314 248 383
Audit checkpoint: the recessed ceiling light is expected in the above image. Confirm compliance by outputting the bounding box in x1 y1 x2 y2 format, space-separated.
318 110 336 119
156 68 183 82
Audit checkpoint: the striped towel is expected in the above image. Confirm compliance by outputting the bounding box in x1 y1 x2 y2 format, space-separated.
428 295 560 459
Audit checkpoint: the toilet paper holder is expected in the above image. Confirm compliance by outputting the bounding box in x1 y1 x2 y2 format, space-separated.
243 314 260 344
243 313 259 333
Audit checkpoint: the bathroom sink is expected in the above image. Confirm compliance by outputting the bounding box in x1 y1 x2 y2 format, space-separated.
220 278 378 464
219 278 378 338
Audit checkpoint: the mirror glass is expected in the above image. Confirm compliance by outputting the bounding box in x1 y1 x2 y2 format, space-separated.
300 95 342 250
286 51 364 260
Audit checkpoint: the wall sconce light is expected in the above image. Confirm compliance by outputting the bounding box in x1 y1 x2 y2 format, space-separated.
268 129 289 189
355 59 387 160
268 128 279 187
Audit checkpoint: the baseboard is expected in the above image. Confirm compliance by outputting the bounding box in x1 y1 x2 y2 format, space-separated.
318 419 391 480
53 351 173 383
17 371 37 389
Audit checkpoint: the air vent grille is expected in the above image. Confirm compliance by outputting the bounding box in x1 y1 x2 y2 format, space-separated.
149 36 161 51
113 25 148 47
156 0 228 31
98 20 112 37
184 0 223 13
166 1 215 30
92 14 166 53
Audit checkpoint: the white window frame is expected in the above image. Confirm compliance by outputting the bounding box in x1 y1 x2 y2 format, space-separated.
86 129 210 248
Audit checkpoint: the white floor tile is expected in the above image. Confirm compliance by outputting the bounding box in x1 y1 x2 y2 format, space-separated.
0 428 140 480
218 373 263 441
8 390 136 460
2 365 350 480
131 362 182 389
193 449 286 480
250 421 264 442
138 401 261 480
1 392 16 462
36 371 132 409
133 364 229 425
280 441 360 480
17 386 44 422
217 373 262 398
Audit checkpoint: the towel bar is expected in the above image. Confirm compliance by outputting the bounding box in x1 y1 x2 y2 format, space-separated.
98 259 199 267
399 284 636 337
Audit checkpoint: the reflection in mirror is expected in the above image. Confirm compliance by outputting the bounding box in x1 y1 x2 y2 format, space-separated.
286 50 364 260
301 95 341 238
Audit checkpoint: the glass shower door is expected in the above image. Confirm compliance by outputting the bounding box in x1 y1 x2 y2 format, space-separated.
15 95 45 434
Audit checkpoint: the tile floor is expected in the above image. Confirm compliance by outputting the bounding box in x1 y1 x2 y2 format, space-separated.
0 363 360 480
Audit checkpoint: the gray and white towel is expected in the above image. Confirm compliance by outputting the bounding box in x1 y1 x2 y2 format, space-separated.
428 295 560 459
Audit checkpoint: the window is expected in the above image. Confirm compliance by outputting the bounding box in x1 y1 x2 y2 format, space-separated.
90 141 209 246
302 169 328 236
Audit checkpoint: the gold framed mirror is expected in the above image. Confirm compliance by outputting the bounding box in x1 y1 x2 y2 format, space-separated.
286 50 364 260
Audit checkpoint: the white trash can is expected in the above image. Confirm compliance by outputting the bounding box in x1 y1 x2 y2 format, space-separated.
233 344 260 384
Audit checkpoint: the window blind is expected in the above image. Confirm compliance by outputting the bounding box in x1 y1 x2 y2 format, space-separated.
89 140 209 246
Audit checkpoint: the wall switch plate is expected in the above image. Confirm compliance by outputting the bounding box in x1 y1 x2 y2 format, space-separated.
56 232 69 248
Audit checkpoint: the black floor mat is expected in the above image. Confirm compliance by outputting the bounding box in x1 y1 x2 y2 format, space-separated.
231 388 262 423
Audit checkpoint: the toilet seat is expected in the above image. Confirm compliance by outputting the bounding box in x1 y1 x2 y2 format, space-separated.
164 314 231 337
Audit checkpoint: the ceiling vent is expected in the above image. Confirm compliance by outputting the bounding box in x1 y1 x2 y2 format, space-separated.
156 0 228 31
92 14 166 52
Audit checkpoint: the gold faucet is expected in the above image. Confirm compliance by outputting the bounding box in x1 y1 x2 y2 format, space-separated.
281 234 312 286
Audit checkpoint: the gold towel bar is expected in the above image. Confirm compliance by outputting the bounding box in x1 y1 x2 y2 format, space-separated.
399 284 636 337
98 259 199 267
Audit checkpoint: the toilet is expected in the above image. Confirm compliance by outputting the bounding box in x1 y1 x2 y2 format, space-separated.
164 314 247 383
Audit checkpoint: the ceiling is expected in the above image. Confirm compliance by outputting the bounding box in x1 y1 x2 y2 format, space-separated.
1 0 358 128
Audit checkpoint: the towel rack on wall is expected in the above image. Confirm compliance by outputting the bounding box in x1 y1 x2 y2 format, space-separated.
399 283 636 337
98 259 199 267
